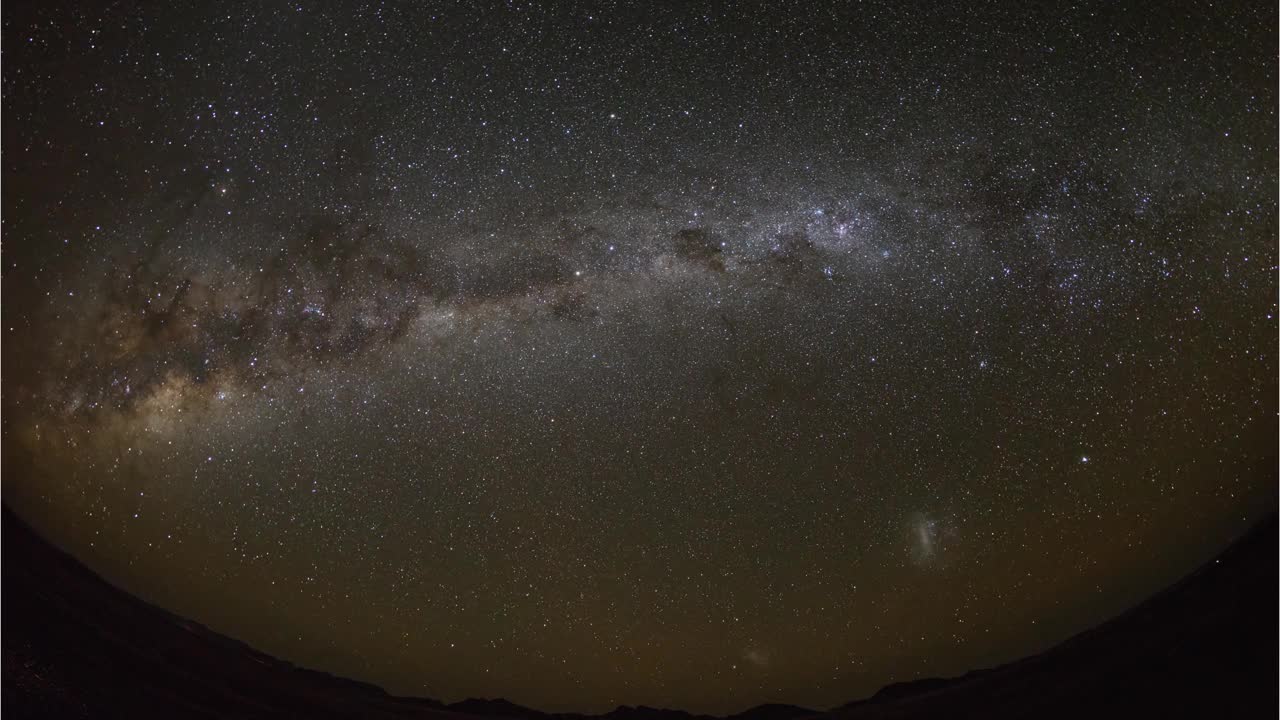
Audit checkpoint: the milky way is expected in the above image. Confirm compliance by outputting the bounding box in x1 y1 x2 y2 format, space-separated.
3 1 1276 714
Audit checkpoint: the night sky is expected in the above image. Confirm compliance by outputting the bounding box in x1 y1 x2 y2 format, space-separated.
2 0 1276 714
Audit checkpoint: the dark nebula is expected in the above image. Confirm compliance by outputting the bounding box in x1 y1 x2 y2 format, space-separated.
2 1 1275 714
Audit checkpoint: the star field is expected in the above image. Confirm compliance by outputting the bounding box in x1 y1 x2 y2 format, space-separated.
2 1 1276 714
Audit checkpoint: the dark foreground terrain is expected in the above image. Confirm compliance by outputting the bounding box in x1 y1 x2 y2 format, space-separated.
4 507 1276 719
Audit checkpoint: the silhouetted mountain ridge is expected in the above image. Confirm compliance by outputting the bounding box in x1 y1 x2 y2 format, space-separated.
442 697 815 720
3 506 1276 719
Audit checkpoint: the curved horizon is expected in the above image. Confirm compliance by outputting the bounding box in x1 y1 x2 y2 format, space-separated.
4 503 1275 716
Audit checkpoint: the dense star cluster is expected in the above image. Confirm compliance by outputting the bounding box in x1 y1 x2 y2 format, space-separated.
2 1 1275 714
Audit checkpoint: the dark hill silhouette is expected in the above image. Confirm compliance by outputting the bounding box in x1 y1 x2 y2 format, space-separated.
3 506 1275 719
